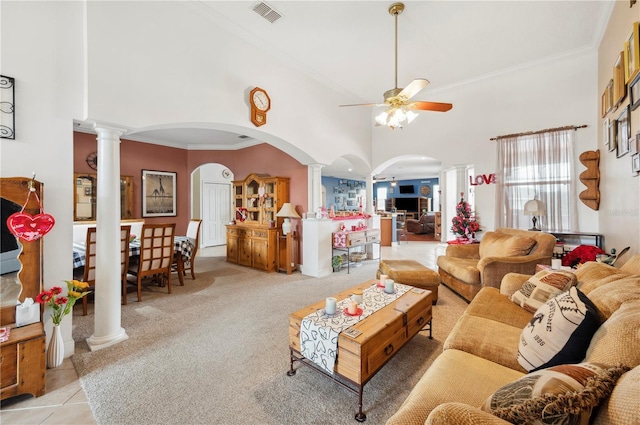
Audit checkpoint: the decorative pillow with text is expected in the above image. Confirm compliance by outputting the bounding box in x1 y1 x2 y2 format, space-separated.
518 287 600 372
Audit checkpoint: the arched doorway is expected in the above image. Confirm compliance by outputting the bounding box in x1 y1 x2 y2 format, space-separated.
191 163 234 247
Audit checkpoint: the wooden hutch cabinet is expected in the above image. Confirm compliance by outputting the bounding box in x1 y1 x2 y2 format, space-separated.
226 174 290 272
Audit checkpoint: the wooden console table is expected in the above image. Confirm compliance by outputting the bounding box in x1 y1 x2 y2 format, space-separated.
549 231 604 249
287 280 433 422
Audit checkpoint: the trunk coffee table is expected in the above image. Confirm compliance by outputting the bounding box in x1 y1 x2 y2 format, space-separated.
287 279 432 421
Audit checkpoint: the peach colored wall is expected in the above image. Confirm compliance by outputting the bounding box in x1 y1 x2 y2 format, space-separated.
75 133 309 236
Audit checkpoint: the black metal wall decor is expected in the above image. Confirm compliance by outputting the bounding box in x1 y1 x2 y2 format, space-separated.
1 75 15 139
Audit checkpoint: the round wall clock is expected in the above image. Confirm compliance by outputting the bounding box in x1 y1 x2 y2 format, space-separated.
249 87 271 127
420 185 431 195
86 152 98 170
222 169 231 179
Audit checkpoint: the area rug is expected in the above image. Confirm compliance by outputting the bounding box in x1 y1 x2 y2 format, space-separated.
71 255 467 425
405 232 437 242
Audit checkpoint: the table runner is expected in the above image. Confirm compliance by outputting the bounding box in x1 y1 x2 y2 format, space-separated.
300 283 411 374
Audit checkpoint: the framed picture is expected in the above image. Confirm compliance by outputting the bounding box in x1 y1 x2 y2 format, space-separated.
609 118 617 152
629 134 638 155
84 187 92 196
616 106 630 158
607 79 614 113
603 118 610 148
613 51 627 107
632 154 640 175
142 170 177 217
630 71 640 111
624 22 640 84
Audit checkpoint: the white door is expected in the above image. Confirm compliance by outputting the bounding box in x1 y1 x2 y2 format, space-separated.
202 182 230 247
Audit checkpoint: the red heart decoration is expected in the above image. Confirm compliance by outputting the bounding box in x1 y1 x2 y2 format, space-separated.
7 212 56 242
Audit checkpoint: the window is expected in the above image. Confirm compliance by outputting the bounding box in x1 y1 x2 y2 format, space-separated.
495 129 577 232
376 187 387 211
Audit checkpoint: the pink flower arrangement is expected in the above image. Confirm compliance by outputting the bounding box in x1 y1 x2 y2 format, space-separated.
451 194 480 238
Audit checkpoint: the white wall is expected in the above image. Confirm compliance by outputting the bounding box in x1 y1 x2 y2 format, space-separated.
1 1 84 354
372 49 600 234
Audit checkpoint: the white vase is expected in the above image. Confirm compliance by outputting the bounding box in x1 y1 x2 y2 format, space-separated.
47 324 64 369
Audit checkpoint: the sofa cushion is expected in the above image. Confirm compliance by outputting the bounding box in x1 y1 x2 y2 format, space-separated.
583 276 640 321
585 301 640 368
464 287 533 329
479 232 536 258
591 365 640 425
574 262 631 294
510 269 577 314
482 362 629 425
518 287 600 372
444 314 526 372
619 253 640 276
385 349 524 425
436 257 480 284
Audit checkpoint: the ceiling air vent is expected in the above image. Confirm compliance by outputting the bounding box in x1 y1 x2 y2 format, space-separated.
252 2 282 24
238 135 251 139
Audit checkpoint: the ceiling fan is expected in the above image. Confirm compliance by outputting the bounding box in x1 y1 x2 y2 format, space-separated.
339 2 452 129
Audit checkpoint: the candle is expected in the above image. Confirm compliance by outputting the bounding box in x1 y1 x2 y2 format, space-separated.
380 274 388 285
347 300 357 315
551 258 562 269
351 290 363 304
325 297 337 315
385 279 395 294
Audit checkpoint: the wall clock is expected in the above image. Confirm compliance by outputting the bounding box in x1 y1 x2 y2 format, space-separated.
222 169 231 179
249 87 271 127
420 185 431 196
86 152 98 170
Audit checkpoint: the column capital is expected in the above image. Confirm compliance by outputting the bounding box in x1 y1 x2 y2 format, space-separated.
92 121 128 139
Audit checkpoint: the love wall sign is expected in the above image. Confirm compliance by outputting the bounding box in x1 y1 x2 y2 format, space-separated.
469 173 497 186
6 189 55 242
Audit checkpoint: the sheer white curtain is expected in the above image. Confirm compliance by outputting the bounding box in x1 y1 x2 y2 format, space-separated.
495 129 578 232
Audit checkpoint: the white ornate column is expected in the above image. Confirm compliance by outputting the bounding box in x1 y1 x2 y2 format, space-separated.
307 163 324 213
87 124 128 351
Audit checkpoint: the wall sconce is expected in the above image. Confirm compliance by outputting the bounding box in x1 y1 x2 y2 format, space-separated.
1 75 15 139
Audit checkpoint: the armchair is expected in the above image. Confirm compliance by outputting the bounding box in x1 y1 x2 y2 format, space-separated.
406 213 436 234
436 228 556 302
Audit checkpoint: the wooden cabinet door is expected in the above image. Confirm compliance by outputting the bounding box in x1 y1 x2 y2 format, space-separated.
252 238 269 271
238 237 252 267
226 235 238 263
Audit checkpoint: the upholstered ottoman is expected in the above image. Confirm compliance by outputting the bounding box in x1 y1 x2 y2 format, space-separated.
376 259 440 304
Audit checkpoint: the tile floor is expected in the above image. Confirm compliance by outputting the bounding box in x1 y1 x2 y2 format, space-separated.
0 241 445 424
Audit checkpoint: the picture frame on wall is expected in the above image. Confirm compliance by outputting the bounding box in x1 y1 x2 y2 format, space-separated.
603 118 610 148
624 22 640 84
613 51 627 107
630 71 640 111
142 169 177 217
632 153 640 175
616 106 630 158
609 118 617 152
629 134 638 155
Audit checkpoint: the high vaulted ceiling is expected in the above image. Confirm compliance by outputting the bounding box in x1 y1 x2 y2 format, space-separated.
80 1 614 180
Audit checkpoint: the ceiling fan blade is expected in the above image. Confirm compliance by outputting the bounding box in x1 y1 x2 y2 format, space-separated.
397 79 429 100
409 101 453 112
339 102 385 107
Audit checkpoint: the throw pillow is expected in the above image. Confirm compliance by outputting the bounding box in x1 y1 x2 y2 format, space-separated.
482 362 629 425
518 287 600 372
479 232 536 258
511 270 577 314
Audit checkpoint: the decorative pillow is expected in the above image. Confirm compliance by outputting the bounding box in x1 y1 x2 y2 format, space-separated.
518 287 600 372
482 362 630 425
511 270 577 314
479 232 536 258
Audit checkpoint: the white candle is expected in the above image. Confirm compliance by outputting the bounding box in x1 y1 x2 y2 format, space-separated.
551 259 562 269
347 300 357 314
325 297 337 315
351 290 363 304
385 279 395 294
380 274 388 285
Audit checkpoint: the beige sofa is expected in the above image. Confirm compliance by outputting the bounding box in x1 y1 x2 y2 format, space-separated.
386 254 640 425
437 228 556 302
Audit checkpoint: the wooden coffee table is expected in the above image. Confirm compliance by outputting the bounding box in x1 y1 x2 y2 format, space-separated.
287 279 432 421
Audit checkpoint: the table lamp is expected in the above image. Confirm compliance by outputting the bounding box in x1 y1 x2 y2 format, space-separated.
276 203 300 235
523 199 546 231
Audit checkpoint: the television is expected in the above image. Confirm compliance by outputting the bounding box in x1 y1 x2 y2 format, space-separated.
399 185 415 194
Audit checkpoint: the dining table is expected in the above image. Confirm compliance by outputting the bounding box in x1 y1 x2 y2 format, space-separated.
73 235 195 285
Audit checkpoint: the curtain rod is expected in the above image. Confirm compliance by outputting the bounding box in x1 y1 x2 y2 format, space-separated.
490 124 587 141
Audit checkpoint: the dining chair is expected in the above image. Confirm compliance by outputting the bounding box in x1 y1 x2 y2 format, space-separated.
76 225 130 315
176 219 202 280
396 210 408 244
127 223 176 302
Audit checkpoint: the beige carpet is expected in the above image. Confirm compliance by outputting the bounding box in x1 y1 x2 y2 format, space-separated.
71 255 467 425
